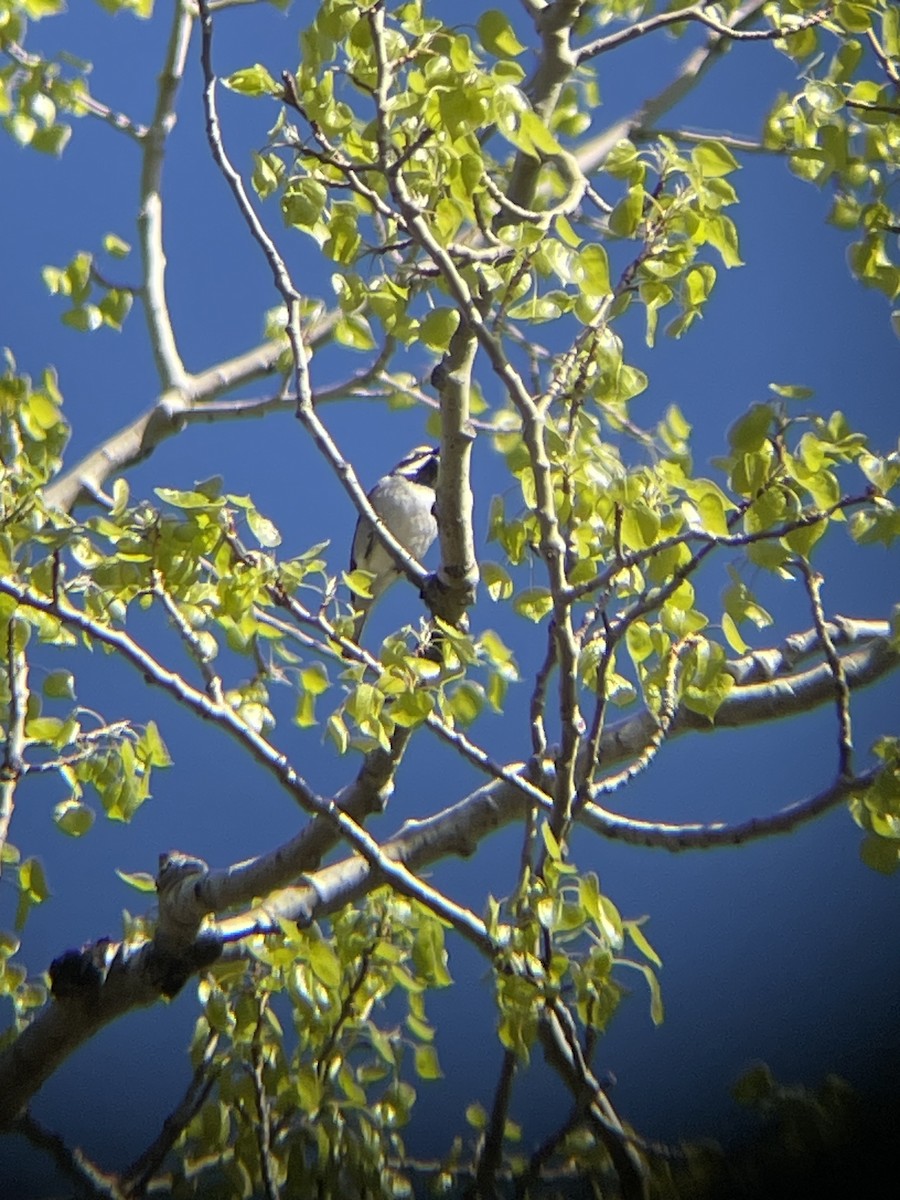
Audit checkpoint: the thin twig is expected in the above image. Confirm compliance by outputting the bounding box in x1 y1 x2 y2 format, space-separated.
0 574 494 954
120 1029 221 1197
794 558 854 779
250 995 280 1200
11 1111 123 1199
475 1048 518 1196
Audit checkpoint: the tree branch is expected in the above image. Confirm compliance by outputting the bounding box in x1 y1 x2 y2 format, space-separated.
138 1 194 390
198 0 437 604
576 0 770 173
0 573 493 953
576 4 831 64
0 619 28 869
10 1111 123 1200
119 1029 220 1197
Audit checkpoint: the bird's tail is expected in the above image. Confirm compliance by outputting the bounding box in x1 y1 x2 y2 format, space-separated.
350 595 373 644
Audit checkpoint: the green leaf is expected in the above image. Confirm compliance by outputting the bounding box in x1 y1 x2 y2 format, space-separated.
413 1043 443 1081
620 503 660 550
19 858 50 903
577 244 611 298
625 620 654 664
482 561 514 601
43 669 76 700
732 1062 776 1106
334 313 376 350
691 140 740 177
307 937 342 988
769 382 814 400
729 404 773 454
860 835 900 874
53 799 95 837
477 10 526 58
223 64 280 97
345 568 375 599
419 307 460 352
103 233 131 258
246 506 282 548
447 681 483 725
300 663 329 696
695 491 729 537
390 688 434 728
609 185 643 238
138 721 173 768
514 588 553 623
626 920 662 968
541 821 562 862
721 611 749 654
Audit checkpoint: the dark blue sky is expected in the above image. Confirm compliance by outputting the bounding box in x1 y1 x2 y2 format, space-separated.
1 2 898 1192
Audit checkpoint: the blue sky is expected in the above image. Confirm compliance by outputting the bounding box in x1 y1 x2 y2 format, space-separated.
1 1 898 1190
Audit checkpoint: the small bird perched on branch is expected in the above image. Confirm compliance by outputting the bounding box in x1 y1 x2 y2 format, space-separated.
349 445 439 641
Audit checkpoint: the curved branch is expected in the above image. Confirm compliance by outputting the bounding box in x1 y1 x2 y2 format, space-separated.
43 320 336 515
0 613 894 1128
576 4 831 64
576 0 769 174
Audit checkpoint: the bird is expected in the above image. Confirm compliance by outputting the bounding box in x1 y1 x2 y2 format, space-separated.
348 445 439 640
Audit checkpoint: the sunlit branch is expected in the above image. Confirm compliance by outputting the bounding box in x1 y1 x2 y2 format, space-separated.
633 126 771 154
866 26 900 87
199 2 438 603
198 730 414 913
259 572 558 819
570 492 871 604
9 1111 121 1200
584 764 877 849
507 0 583 209
44 334 301 514
368 6 479 625
576 4 831 64
577 0 769 173
530 628 556 761
0 575 492 950
217 623 897 933
138 2 194 390
475 1049 518 1195
196 0 314 421
0 619 28 871
539 1002 650 1200
152 568 224 698
726 615 894 685
218 758 885 945
585 635 699 804
4 41 147 140
426 332 480 625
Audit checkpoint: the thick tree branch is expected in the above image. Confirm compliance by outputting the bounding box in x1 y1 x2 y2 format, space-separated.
0 574 492 952
0 610 893 1128
44 338 284 514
